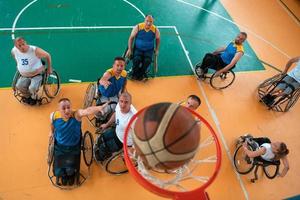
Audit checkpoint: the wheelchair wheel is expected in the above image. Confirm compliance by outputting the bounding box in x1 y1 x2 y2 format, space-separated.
44 70 60 98
105 150 128 175
83 83 97 109
47 136 55 165
263 162 280 179
153 53 158 75
233 145 255 174
285 89 300 112
210 70 235 89
82 131 94 167
12 71 21 91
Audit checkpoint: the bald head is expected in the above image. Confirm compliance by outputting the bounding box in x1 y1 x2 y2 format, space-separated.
14 37 29 53
119 92 132 113
144 15 154 29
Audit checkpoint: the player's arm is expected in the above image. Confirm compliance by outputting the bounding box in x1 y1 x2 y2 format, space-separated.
121 79 127 93
283 56 300 74
215 52 243 76
155 28 161 55
100 112 116 130
243 142 266 158
36 47 52 74
126 25 139 57
278 156 289 177
212 47 226 55
99 72 112 88
75 102 109 121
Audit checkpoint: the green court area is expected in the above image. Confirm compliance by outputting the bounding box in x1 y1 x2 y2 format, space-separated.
0 0 263 87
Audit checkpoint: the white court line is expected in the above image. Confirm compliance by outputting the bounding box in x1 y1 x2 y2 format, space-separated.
122 0 145 18
11 0 38 40
276 0 300 26
173 26 250 200
175 0 291 59
0 25 175 31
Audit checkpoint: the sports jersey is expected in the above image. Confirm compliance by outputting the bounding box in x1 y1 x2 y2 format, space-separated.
260 143 275 161
115 103 137 146
51 111 81 146
220 41 244 64
99 68 127 97
135 23 156 51
12 45 44 76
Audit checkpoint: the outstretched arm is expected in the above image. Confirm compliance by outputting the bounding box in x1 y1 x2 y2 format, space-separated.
75 102 109 121
283 56 300 74
278 156 289 177
36 47 52 74
99 71 112 88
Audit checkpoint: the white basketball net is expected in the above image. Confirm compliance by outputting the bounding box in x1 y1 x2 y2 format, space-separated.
128 135 218 191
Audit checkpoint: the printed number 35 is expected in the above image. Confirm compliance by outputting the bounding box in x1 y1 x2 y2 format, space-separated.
21 58 28 65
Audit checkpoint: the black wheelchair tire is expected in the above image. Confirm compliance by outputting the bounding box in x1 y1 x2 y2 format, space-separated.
233 145 255 174
82 131 94 167
105 150 129 175
263 163 280 179
210 70 235 90
44 70 60 98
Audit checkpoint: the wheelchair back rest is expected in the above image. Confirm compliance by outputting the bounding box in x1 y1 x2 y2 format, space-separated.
276 80 296 93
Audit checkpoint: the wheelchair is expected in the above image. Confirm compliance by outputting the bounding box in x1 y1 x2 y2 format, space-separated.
257 73 300 112
93 128 129 175
12 68 60 105
195 62 235 90
233 136 280 183
122 47 158 81
83 82 118 129
47 131 93 189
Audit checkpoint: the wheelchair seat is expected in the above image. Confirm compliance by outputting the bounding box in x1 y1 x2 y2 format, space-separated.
12 68 60 105
47 131 93 189
258 73 300 112
123 46 158 81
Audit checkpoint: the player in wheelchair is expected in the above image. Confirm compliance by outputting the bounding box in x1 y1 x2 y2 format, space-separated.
258 56 300 112
83 57 127 128
234 134 290 182
194 32 247 89
124 15 160 81
11 37 60 105
93 92 137 174
47 98 107 188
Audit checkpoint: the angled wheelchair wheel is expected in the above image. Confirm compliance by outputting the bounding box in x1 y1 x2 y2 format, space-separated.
12 71 21 91
83 83 97 109
263 161 280 179
44 70 60 98
233 144 255 174
105 150 128 175
210 70 235 89
82 131 94 167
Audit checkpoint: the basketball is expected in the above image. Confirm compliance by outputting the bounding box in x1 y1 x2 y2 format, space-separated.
132 102 200 170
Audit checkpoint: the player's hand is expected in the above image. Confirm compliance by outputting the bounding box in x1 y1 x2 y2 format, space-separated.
126 49 132 58
100 123 108 130
47 67 52 75
155 49 159 56
101 80 111 88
